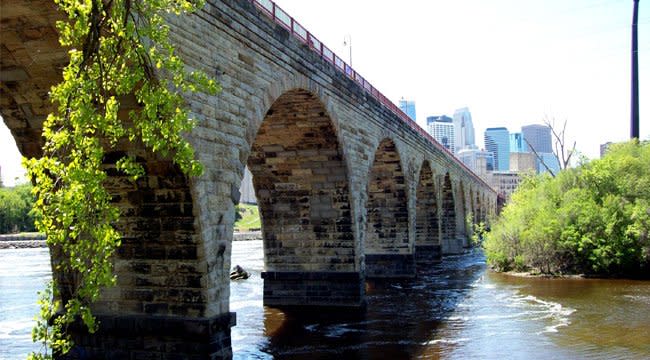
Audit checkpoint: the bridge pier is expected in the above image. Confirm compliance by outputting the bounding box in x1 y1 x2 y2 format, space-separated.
364 254 417 278
62 313 235 360
261 271 364 308
1 0 498 358
415 245 442 263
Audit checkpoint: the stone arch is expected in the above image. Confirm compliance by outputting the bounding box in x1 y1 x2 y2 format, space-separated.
246 88 360 307
243 75 362 263
476 190 484 223
469 187 477 224
414 160 440 262
364 137 414 277
440 172 457 254
456 181 469 248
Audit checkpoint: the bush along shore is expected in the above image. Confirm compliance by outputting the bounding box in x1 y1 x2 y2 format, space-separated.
484 140 650 278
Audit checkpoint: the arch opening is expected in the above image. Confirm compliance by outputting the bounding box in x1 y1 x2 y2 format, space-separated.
364 138 414 278
440 173 457 254
414 161 440 262
246 89 361 307
456 181 469 250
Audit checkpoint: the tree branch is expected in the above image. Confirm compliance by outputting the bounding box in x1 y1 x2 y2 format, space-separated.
524 137 556 177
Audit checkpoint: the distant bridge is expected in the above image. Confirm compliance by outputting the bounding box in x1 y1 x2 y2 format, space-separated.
0 0 497 358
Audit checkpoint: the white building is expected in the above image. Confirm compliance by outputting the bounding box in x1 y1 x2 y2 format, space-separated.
453 107 475 152
426 115 456 153
457 148 494 178
487 171 522 200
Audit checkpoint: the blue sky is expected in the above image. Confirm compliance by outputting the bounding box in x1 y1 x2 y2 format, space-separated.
1 0 648 185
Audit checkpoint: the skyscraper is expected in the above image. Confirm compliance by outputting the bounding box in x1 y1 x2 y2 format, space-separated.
457 147 494 178
484 127 510 171
399 98 416 121
510 132 526 153
453 107 475 152
521 124 552 153
538 153 561 175
600 142 613 158
426 115 455 152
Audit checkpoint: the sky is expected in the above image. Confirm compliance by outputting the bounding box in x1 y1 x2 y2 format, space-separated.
1 0 648 186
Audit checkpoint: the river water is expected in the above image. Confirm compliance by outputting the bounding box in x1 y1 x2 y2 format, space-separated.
2 242 649 359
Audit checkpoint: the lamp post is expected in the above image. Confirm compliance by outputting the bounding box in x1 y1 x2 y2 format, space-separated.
631 0 640 139
343 34 352 66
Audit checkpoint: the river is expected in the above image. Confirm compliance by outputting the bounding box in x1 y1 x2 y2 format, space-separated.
2 242 649 359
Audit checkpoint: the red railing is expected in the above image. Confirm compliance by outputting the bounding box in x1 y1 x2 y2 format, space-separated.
250 0 494 193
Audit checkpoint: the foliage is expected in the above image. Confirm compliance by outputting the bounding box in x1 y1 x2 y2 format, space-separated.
0 184 36 234
24 0 217 358
235 204 261 232
484 140 650 276
470 221 487 247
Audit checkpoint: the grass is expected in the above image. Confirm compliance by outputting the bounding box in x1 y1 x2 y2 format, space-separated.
234 203 261 232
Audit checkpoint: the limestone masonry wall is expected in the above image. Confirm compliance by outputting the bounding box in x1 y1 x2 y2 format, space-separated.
1 0 497 357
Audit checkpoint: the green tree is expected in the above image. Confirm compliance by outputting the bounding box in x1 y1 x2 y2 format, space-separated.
0 184 36 234
484 140 650 277
25 1 218 358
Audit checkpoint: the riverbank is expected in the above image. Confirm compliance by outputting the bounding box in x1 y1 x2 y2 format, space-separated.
0 233 46 249
233 231 262 241
0 231 262 250
501 270 585 279
497 268 650 280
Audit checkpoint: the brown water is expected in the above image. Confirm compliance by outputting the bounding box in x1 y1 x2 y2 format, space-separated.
230 240 650 359
2 243 649 359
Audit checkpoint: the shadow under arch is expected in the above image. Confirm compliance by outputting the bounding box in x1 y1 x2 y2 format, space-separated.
414 160 441 263
456 180 469 249
245 88 362 308
364 137 415 278
440 173 457 254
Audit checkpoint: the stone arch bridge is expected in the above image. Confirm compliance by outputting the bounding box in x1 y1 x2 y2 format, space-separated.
1 0 496 358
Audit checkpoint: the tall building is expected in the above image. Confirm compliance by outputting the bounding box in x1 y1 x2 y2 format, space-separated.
521 124 552 153
399 98 416 121
426 115 455 152
487 171 522 200
600 142 613 158
453 107 475 151
510 152 536 172
457 148 494 178
484 127 510 171
510 132 526 153
538 153 561 175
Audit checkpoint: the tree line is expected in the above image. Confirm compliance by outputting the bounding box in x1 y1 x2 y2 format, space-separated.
0 183 36 234
484 140 650 277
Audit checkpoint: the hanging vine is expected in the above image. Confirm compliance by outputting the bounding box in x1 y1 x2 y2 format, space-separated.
25 0 218 358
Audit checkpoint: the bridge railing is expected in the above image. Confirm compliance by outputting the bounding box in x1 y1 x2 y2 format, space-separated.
250 0 494 192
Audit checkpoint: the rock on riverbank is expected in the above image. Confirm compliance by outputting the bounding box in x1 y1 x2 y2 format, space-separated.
1 231 261 249
0 240 47 249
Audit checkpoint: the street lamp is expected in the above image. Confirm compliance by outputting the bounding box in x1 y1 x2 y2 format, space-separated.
343 34 352 66
631 0 640 139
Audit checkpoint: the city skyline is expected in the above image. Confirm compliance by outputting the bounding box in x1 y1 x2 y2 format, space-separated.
1 0 648 185
269 0 648 155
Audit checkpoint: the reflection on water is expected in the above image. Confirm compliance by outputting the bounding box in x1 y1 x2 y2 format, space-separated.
231 241 650 360
2 243 649 359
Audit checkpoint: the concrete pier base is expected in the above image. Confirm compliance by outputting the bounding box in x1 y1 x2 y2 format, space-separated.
365 254 416 278
261 271 364 308
60 312 236 360
415 245 442 263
